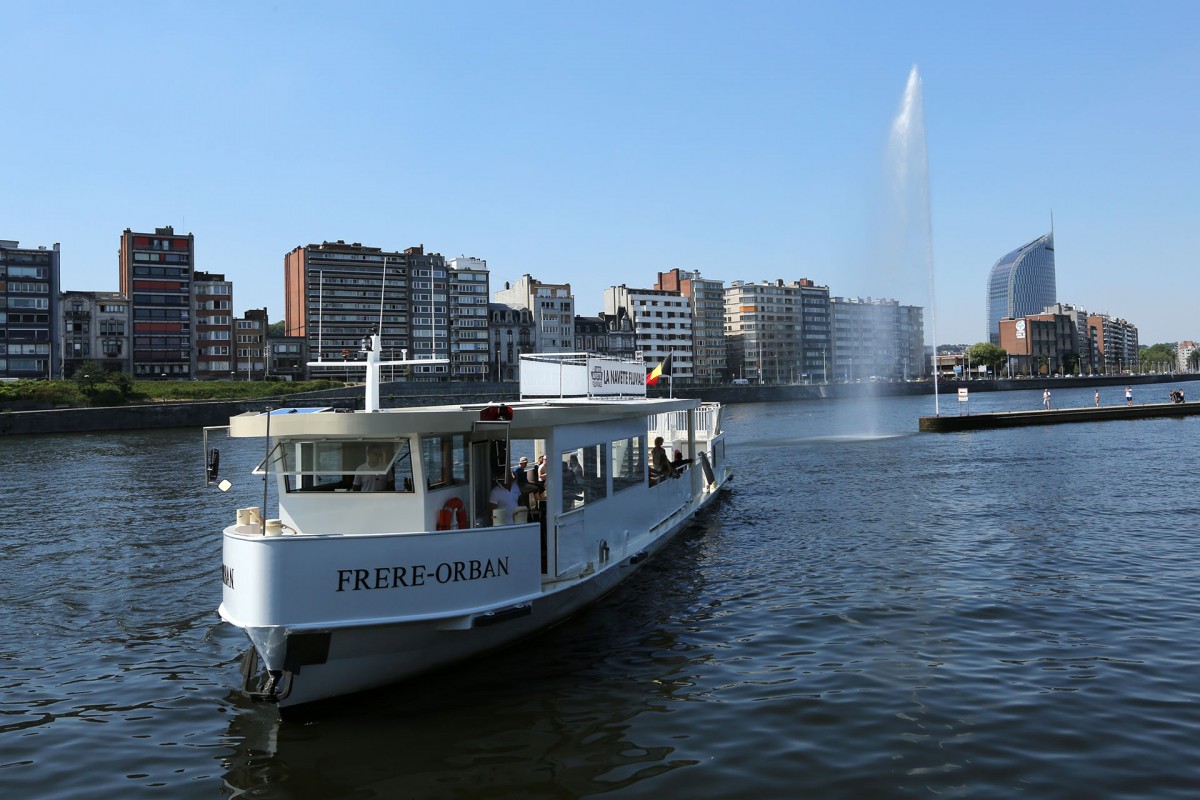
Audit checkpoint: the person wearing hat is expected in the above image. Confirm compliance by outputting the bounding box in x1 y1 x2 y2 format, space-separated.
511 457 530 491
511 456 540 510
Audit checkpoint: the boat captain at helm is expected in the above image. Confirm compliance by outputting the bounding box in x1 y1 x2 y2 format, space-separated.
488 470 521 525
352 444 391 492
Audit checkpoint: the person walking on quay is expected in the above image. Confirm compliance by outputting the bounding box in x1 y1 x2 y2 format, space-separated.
1094 389 1100 407
1043 388 1052 410
1126 386 1133 406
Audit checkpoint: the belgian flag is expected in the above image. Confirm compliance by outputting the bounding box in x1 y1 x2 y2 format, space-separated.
645 352 673 386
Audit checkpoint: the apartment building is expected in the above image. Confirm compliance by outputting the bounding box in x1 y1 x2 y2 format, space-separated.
60 290 130 378
998 312 1076 376
723 279 829 384
1088 314 1139 374
193 271 234 379
447 257 491 380
119 226 195 379
1178 340 1197 373
284 241 450 379
234 308 268 380
573 312 636 360
603 285 694 381
830 297 924 382
494 275 575 353
489 303 534 381
1 239 60 378
655 268 727 384
267 335 307 381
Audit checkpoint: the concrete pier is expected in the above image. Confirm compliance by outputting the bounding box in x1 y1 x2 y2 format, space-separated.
919 401 1200 432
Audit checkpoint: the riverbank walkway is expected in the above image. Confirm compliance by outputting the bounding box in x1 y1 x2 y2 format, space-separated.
919 400 1200 432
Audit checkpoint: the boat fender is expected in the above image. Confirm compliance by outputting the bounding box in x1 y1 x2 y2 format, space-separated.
698 451 715 486
436 497 469 530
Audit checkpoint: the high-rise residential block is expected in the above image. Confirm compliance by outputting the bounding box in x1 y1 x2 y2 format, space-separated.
723 279 829 384
447 257 491 381
603 285 694 381
119 226 196 379
830 297 925 382
1087 314 1139 374
284 241 449 379
1 239 60 378
194 271 234 379
655 269 727 384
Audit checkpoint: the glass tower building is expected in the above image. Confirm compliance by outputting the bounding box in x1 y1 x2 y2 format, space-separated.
985 232 1056 344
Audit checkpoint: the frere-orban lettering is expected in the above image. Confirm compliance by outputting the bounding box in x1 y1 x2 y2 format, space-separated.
336 557 511 591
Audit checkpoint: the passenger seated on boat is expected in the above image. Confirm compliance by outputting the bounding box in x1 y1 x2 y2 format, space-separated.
352 445 392 492
649 437 677 485
673 450 688 472
512 456 540 505
512 457 530 490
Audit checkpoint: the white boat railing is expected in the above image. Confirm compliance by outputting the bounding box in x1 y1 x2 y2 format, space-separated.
648 402 723 441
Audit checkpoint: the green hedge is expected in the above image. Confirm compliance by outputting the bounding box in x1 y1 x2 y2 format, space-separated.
1 379 345 407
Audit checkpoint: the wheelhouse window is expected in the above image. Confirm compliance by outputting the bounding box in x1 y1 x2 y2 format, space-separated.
273 439 414 493
611 435 644 493
421 434 467 489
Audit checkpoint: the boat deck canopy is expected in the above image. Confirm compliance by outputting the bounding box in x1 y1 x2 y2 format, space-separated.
228 397 701 439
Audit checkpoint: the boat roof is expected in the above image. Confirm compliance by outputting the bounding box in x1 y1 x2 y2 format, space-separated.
228 395 700 439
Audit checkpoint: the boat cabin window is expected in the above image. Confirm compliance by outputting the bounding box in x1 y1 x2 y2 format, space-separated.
421 434 467 490
560 443 607 512
611 435 645 493
278 440 415 493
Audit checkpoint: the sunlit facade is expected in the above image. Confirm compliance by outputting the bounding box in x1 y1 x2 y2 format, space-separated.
985 232 1056 344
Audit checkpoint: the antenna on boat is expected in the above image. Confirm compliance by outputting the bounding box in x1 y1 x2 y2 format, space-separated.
307 332 447 412
261 406 271 535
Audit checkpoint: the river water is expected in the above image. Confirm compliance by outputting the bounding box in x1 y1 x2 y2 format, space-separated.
2 382 1199 798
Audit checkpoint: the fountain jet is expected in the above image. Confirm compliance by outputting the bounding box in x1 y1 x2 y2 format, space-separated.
887 66 940 414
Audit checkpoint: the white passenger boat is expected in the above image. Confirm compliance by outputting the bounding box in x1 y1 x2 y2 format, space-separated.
208 338 731 708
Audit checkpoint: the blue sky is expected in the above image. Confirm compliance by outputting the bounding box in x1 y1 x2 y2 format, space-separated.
4 1 1197 346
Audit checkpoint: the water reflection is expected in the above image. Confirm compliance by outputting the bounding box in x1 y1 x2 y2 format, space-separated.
219 525 717 798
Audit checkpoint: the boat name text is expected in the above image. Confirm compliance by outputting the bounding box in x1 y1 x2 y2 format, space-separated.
336 558 510 592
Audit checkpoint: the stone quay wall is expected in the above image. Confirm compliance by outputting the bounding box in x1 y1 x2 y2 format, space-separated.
1 373 1190 437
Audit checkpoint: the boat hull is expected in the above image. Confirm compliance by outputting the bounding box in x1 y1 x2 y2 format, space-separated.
224 478 726 708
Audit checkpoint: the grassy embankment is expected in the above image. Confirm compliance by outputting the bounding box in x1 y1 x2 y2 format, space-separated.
0 378 347 408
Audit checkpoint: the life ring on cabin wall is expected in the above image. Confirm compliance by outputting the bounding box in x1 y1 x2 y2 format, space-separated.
436 497 469 531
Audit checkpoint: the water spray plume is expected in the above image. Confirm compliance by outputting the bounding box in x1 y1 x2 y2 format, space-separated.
887 65 940 414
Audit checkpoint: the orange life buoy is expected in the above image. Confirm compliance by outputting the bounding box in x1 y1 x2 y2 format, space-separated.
436 497 469 530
